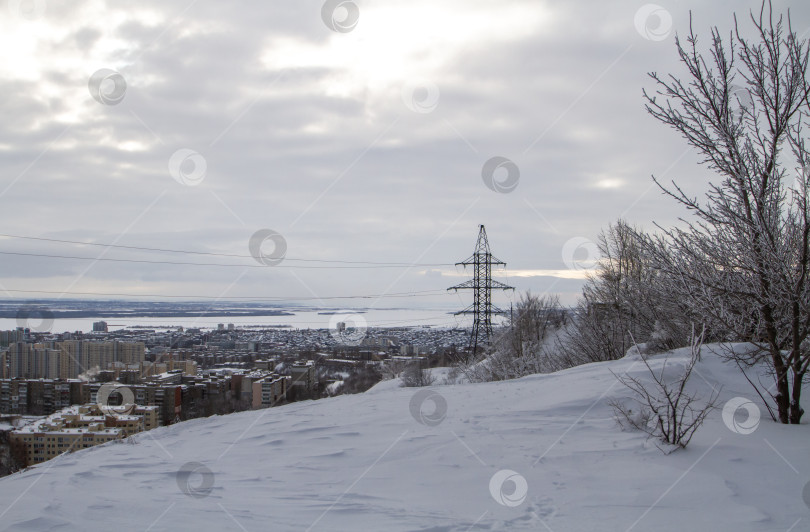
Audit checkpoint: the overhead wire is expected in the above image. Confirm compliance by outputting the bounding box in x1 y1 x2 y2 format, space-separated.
0 250 452 269
0 234 515 327
0 233 451 267
0 288 449 301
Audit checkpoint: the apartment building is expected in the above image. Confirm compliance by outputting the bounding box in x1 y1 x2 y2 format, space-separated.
10 408 117 466
5 340 145 379
0 328 26 348
88 384 181 426
290 360 316 400
251 374 289 408
9 403 159 466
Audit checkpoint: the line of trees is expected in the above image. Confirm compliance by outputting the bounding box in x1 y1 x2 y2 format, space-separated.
463 1 809 427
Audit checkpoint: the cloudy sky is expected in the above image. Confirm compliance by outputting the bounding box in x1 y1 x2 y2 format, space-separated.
1 0 808 314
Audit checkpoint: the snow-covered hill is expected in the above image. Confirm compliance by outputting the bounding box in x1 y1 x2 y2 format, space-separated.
0 346 808 531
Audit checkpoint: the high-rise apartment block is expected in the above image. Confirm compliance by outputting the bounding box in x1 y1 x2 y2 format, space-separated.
3 340 145 379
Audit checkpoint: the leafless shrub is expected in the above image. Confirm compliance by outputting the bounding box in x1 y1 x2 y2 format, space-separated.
456 292 567 382
400 363 436 387
382 359 408 380
609 327 720 452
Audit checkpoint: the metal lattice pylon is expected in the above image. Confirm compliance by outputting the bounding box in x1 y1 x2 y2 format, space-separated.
448 225 514 354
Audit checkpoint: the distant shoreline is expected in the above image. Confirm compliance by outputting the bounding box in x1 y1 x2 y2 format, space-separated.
0 310 296 319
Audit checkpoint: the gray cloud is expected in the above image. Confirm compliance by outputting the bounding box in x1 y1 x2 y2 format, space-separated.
0 0 807 309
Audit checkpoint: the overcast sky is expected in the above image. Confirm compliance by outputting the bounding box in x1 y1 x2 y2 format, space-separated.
1 0 808 314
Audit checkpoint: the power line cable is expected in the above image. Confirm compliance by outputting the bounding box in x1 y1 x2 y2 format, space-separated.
0 288 449 301
0 233 451 267
0 250 446 269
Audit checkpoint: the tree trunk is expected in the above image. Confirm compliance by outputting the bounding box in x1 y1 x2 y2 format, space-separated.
790 361 805 424
771 350 791 424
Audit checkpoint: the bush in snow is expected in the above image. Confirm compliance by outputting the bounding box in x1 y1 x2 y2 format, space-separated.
333 366 382 395
609 327 719 451
456 292 567 382
400 363 435 387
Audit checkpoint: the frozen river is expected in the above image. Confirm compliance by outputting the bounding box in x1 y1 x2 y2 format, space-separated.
0 307 484 333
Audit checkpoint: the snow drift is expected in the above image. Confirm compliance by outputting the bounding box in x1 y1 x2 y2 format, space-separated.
0 344 807 531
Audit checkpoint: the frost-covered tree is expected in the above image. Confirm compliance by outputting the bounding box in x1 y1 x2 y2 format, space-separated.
400 363 435 387
643 1 810 424
458 292 566 382
557 221 693 366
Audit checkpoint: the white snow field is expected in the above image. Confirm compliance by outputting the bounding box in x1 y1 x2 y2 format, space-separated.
0 345 808 531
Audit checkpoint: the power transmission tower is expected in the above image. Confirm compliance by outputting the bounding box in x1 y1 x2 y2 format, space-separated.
448 225 514 356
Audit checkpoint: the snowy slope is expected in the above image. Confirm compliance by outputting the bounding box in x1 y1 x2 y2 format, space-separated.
0 345 808 531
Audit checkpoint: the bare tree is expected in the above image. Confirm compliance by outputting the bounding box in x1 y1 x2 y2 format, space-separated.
643 1 810 424
609 327 719 451
382 358 408 380
501 292 565 359
337 365 383 395
400 363 436 387
458 292 566 382
557 221 694 367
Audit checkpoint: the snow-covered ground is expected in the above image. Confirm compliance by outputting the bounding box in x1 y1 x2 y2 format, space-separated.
0 345 808 531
